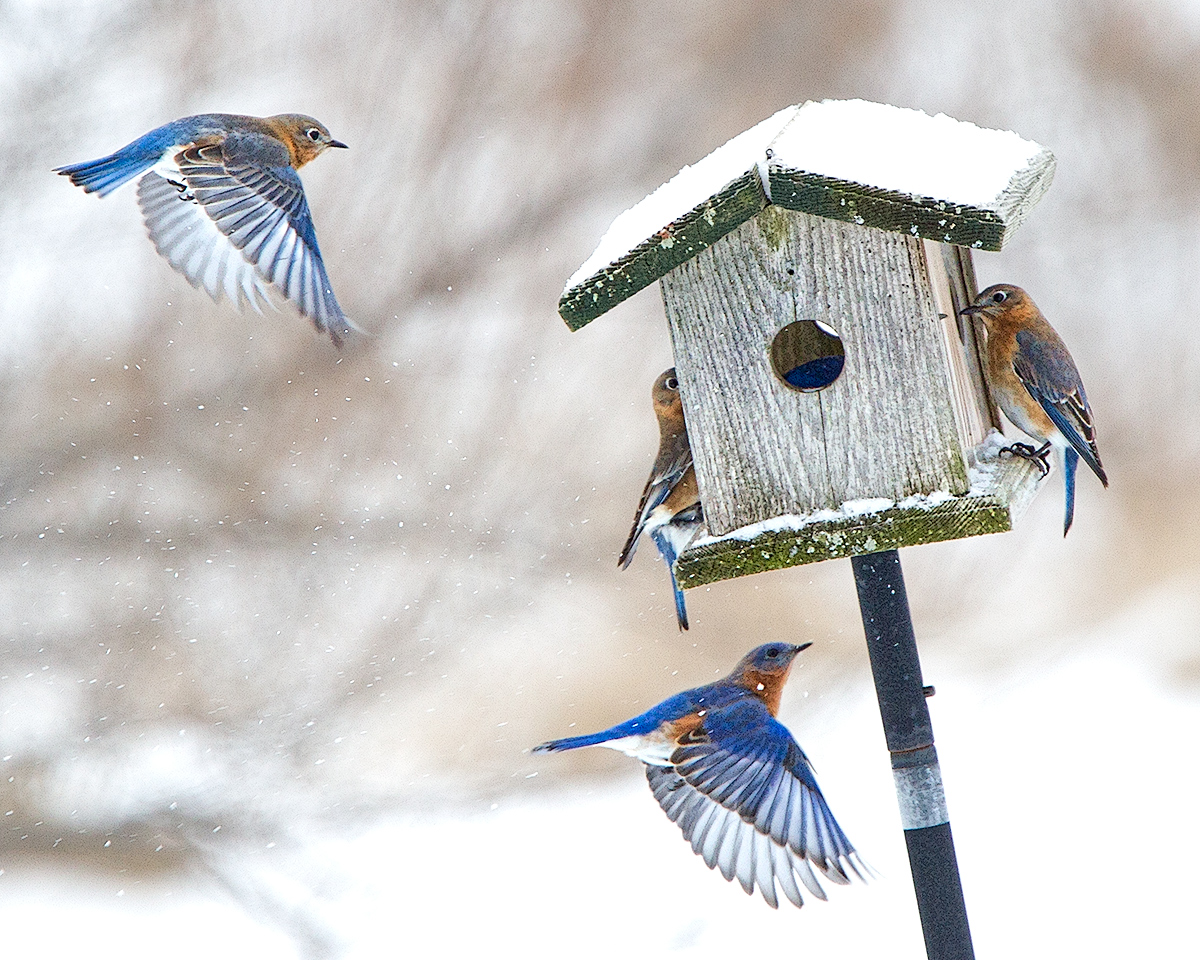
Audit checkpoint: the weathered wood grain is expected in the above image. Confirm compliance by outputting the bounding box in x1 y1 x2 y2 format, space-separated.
661 207 968 536
941 242 1004 431
925 240 996 450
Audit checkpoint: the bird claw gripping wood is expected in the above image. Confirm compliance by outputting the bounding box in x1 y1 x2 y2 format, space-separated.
1001 440 1052 478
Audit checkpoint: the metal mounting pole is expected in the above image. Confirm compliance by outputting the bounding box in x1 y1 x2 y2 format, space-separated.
851 549 975 960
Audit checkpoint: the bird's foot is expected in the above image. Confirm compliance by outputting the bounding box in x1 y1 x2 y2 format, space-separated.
1001 441 1052 478
167 178 195 203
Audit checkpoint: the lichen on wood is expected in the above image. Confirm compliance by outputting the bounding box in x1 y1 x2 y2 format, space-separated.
675 448 1042 587
766 147 1055 252
558 172 767 331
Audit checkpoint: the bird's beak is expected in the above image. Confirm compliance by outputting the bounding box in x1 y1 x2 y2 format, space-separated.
959 304 983 318
794 641 813 654
329 139 349 149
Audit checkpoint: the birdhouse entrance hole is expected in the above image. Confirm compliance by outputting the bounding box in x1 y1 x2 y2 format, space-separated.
769 319 845 391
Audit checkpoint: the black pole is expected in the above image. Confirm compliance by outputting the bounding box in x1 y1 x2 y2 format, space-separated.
851 549 975 960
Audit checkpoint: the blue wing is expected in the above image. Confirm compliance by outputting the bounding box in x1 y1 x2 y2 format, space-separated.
137 169 274 314
618 434 692 569
1014 329 1106 485
647 699 866 909
139 137 353 345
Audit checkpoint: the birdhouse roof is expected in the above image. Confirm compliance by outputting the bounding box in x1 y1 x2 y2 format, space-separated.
560 99 1055 330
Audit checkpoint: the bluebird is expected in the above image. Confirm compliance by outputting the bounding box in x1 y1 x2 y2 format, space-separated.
962 283 1108 535
55 113 354 346
534 642 867 909
618 368 704 630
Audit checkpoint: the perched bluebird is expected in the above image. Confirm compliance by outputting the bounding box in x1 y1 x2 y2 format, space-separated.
962 283 1108 536
534 642 867 909
618 368 703 630
56 113 354 346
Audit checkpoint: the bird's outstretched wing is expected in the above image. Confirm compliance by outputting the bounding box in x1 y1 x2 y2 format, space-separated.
646 699 867 909
137 170 275 315
138 136 353 345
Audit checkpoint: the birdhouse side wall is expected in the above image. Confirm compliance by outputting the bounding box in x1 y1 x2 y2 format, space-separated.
924 240 999 449
662 207 969 536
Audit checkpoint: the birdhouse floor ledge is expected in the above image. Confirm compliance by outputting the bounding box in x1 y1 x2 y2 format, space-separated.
676 434 1043 587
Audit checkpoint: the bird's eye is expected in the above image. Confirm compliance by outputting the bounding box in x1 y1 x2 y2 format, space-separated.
991 290 1008 304
665 377 679 390
765 645 782 658
306 128 322 142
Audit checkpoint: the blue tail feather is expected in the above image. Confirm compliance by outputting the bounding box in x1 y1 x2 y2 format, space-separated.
55 150 160 197
1062 446 1079 537
532 705 674 754
532 731 617 754
668 566 688 631
651 527 689 631
55 121 198 197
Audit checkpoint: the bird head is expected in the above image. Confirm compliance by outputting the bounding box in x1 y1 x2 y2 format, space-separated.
269 114 348 168
651 367 685 431
959 283 1030 326
728 642 811 714
652 367 681 410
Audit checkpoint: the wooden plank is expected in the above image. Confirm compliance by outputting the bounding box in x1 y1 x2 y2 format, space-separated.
806 218 969 504
941 243 1003 430
766 148 1056 252
557 172 767 331
675 443 1043 587
661 207 968 536
660 206 828 531
924 240 993 451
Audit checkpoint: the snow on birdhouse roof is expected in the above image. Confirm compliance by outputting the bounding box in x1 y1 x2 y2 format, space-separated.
559 99 1055 331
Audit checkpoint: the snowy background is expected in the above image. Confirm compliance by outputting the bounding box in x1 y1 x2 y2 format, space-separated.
2 0 1198 957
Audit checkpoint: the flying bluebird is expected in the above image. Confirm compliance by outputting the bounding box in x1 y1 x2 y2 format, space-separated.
618 368 703 630
533 642 867 909
962 283 1108 535
56 113 354 346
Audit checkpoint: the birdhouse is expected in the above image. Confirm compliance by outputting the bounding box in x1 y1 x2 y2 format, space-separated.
560 100 1056 588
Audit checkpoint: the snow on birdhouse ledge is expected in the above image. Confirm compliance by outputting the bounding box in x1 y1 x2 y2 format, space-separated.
676 432 1043 586
559 99 1054 331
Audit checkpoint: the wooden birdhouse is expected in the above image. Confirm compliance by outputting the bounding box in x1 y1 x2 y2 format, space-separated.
560 100 1056 588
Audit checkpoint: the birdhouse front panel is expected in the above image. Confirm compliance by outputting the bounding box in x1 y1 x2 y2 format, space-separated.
662 205 968 536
